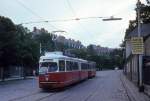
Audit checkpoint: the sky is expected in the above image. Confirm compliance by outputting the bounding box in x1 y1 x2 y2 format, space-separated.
0 0 147 48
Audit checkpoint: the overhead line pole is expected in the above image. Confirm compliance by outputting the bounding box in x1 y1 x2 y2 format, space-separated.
137 0 144 92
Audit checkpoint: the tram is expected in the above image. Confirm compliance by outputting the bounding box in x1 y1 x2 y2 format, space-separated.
38 51 96 89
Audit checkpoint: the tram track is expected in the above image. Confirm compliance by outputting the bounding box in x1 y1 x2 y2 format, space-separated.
35 93 57 101
9 91 56 101
82 77 103 101
9 91 40 101
8 82 87 101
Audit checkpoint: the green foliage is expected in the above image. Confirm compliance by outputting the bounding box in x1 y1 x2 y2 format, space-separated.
66 48 88 59
0 16 18 67
14 25 40 69
126 3 150 35
68 47 124 70
87 45 96 55
33 31 54 54
138 4 150 24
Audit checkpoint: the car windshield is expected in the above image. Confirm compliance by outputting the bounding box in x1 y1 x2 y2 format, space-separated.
39 62 58 74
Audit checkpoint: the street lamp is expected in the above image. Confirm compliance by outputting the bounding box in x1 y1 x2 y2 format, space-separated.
102 16 122 21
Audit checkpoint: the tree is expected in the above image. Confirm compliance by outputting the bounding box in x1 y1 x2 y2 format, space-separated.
33 31 54 55
15 25 40 77
66 48 88 59
0 16 18 80
126 3 150 35
87 45 96 56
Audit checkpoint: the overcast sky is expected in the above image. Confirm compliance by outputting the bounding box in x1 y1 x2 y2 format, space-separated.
0 0 147 48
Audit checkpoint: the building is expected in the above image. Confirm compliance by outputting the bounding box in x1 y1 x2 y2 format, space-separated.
124 23 150 94
88 44 113 56
32 27 49 37
52 35 84 49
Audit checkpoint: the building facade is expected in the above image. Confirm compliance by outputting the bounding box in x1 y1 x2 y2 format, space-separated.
52 35 85 49
88 44 113 56
124 23 150 93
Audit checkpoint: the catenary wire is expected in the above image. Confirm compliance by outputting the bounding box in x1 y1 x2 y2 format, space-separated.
15 0 61 30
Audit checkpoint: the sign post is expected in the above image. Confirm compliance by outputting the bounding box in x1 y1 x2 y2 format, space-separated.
131 37 144 55
131 36 144 92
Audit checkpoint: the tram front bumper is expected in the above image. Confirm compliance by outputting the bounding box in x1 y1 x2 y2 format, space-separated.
39 81 66 88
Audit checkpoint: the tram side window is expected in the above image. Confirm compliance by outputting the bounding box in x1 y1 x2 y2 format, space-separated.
87 64 90 70
74 62 79 70
82 63 89 70
85 64 88 70
66 61 71 71
59 60 65 71
81 63 86 70
72 62 78 70
70 61 73 71
81 63 84 70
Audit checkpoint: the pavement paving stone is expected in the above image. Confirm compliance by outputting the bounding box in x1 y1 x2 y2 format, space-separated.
121 73 150 101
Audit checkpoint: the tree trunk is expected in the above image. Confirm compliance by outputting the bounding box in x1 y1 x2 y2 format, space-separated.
1 67 5 81
0 67 2 80
23 66 26 79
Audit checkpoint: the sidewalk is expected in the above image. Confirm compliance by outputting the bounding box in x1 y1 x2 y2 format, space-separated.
121 73 150 101
144 84 150 97
0 76 37 82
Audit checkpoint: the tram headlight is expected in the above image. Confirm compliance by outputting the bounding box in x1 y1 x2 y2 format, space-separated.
45 75 49 81
45 77 49 81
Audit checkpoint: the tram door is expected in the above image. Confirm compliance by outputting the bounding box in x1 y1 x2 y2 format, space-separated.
143 56 150 85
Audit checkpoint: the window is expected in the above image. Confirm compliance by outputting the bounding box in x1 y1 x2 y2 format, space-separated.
48 62 58 72
59 60 65 71
40 62 49 67
66 61 71 71
81 63 88 70
73 62 79 70
81 63 85 70
39 67 48 74
66 61 79 71
39 62 58 73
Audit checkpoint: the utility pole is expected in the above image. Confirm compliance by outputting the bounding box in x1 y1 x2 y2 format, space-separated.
40 43 42 55
137 0 144 92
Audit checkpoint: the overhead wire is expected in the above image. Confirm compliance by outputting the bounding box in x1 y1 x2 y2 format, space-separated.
19 16 105 25
15 0 61 30
65 0 93 36
66 0 76 16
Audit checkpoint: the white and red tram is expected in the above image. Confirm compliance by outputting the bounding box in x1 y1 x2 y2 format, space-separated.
38 51 96 89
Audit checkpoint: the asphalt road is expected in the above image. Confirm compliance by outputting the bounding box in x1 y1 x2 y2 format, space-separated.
0 70 129 101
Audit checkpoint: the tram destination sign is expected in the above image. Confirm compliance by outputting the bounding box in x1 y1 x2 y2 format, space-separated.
131 37 144 54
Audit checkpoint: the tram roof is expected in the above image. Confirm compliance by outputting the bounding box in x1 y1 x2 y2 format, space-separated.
40 52 90 63
40 53 69 60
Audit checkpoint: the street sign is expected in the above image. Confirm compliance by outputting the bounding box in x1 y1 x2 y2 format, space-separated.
131 37 144 54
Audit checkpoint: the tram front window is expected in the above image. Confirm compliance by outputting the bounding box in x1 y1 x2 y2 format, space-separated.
39 62 58 74
48 62 58 72
39 67 48 74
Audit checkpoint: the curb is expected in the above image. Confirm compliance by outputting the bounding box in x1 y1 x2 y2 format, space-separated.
0 76 37 82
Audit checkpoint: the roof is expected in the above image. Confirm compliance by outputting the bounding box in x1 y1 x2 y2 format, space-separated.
40 51 96 64
40 53 69 60
125 23 150 39
40 51 86 62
